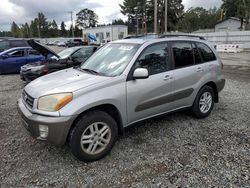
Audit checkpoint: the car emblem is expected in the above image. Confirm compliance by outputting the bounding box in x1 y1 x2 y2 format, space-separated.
23 93 28 101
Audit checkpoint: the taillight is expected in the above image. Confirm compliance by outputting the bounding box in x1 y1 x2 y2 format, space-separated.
220 60 224 70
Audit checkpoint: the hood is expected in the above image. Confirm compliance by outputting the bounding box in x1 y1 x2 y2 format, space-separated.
24 68 112 98
21 57 60 70
28 40 59 58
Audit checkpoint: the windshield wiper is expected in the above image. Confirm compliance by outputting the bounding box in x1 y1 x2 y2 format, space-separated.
80 68 100 75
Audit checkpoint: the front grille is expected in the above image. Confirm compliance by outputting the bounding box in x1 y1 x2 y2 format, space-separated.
22 90 34 109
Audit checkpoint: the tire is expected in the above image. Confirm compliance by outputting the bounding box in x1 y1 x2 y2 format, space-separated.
192 85 215 118
69 110 118 162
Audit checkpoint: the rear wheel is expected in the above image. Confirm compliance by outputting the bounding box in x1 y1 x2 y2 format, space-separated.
69 110 118 162
192 86 215 118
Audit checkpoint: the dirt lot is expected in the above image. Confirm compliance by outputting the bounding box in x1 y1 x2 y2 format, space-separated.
0 52 250 187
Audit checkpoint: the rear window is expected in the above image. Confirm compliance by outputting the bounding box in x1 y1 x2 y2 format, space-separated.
10 40 28 47
172 42 194 69
196 42 216 62
0 41 10 51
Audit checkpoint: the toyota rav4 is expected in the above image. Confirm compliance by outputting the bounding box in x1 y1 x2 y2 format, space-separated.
18 35 225 162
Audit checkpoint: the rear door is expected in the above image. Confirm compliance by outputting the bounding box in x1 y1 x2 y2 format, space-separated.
27 49 44 63
171 41 206 108
195 42 218 74
126 42 175 124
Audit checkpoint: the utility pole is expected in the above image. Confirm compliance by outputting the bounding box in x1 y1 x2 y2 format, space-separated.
68 11 74 38
154 0 157 34
165 0 168 33
135 6 139 36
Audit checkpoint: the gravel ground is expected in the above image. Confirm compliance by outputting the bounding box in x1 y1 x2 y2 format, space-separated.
0 59 250 187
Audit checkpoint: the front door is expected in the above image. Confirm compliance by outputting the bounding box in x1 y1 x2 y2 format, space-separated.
126 42 175 124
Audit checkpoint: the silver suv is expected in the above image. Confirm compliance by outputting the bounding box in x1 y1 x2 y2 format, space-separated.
18 35 225 162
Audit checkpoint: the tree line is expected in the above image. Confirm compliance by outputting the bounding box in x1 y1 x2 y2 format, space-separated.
120 0 250 33
0 0 249 38
0 12 82 38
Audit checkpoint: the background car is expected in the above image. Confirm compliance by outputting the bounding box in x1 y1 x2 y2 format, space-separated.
0 39 29 52
57 41 66 47
66 39 87 47
20 40 98 81
0 47 44 74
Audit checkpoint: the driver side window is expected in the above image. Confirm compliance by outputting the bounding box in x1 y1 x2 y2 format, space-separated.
135 43 169 75
7 50 25 57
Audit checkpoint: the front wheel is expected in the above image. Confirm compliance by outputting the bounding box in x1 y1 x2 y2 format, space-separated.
69 111 118 162
192 86 215 118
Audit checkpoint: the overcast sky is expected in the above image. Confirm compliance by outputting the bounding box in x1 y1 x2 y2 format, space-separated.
0 0 222 31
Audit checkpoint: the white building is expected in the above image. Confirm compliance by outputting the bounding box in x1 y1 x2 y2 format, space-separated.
82 25 128 44
215 17 245 32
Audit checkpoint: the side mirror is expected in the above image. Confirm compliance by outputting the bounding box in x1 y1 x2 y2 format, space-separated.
1 54 9 59
133 68 149 79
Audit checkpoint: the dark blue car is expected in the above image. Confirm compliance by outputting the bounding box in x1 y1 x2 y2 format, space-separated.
0 47 44 74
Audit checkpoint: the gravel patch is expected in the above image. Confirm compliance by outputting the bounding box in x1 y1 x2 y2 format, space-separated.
0 73 249 187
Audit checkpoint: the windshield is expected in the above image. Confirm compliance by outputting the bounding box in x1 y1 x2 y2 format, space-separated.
57 48 76 59
80 43 140 77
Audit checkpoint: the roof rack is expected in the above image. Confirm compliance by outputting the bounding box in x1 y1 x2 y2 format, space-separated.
159 34 205 40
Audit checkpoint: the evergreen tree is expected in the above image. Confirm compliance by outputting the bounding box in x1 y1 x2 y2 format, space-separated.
60 21 67 37
11 21 20 37
74 25 82 37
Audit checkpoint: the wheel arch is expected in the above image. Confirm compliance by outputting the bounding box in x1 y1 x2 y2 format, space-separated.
201 81 218 103
67 104 124 141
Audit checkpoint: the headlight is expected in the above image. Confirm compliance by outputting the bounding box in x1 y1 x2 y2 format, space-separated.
31 65 45 72
37 93 73 112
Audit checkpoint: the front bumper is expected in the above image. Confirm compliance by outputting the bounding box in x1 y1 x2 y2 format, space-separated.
17 99 77 146
20 70 41 82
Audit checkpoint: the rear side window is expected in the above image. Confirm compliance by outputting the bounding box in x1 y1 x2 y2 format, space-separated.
196 42 216 62
29 49 40 56
192 43 202 64
172 42 194 68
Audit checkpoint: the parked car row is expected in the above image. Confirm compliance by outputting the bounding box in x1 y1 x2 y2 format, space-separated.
46 39 88 48
17 35 225 162
20 40 98 81
0 39 98 75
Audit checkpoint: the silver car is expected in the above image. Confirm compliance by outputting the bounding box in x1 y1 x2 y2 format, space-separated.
18 35 225 162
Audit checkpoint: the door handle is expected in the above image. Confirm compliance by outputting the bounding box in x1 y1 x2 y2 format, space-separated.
196 67 204 72
163 75 173 81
